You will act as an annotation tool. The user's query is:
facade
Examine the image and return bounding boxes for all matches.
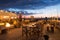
[0,10,17,20]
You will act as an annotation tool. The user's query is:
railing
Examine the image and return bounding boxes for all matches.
[22,24,43,40]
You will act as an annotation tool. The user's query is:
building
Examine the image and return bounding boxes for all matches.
[0,10,17,20]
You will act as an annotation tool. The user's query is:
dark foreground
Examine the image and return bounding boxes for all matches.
[0,25,60,40]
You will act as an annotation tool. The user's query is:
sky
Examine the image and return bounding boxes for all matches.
[0,0,60,17]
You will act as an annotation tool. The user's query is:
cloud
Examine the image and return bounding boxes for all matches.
[0,0,60,17]
[0,0,60,9]
[30,4,60,17]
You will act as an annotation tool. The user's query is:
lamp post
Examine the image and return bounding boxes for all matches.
[18,13,22,27]
[57,9,58,21]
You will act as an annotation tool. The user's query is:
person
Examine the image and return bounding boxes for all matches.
[47,26,49,32]
[1,29,7,34]
[43,34,49,40]
[14,25,17,28]
[51,25,54,33]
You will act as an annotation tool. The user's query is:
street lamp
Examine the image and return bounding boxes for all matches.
[18,13,22,27]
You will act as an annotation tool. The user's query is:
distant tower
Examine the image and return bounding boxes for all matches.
[45,17,48,22]
[30,16,34,22]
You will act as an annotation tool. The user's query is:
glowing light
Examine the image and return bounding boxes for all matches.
[0,10,4,12]
[15,17,17,19]
[5,23,10,27]
[3,16,9,19]
[11,17,17,19]
[3,16,9,18]
[0,23,5,25]
[11,17,14,19]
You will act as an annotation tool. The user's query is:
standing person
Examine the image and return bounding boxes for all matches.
[51,25,54,33]
[47,26,49,32]
[43,34,49,40]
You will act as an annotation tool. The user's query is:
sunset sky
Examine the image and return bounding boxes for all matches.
[0,0,60,17]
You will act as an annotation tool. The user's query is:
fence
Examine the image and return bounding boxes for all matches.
[22,24,43,40]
